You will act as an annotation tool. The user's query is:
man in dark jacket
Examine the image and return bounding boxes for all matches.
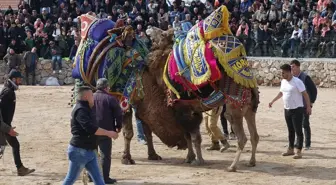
[0,70,35,176]
[3,48,21,73]
[290,60,317,150]
[23,47,39,85]
[93,78,122,184]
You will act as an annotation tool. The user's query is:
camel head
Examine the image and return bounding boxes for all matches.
[145,27,175,89]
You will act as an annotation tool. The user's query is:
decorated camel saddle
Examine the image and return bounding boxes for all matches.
[164,5,257,108]
[71,14,149,111]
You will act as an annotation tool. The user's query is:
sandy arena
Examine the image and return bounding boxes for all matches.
[0,86,336,185]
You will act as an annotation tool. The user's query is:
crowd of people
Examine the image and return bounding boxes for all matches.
[1,0,336,65]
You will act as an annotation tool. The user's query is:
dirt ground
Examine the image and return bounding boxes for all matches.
[0,86,336,185]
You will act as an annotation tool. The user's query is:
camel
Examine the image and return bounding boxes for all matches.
[120,26,260,172]
[71,6,260,173]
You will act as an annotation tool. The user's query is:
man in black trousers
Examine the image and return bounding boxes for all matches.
[269,64,312,159]
[93,78,123,184]
[0,70,35,176]
[290,60,317,150]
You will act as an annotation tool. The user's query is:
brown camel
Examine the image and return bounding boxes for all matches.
[121,27,260,172]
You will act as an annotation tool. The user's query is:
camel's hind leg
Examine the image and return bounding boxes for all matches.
[142,123,162,160]
[245,107,259,167]
[225,104,248,172]
[121,110,135,165]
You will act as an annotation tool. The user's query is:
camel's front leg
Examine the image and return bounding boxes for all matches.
[245,107,259,167]
[184,132,196,163]
[142,123,162,160]
[225,105,247,172]
[190,128,205,165]
[121,110,135,165]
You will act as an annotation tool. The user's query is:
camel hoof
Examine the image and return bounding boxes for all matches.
[220,144,230,153]
[185,155,196,163]
[191,159,205,166]
[227,166,237,172]
[247,161,256,167]
[121,158,136,165]
[148,153,162,160]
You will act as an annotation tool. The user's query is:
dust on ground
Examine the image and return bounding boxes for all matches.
[0,86,336,185]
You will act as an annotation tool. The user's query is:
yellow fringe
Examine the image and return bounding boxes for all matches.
[204,5,232,41]
[163,53,181,99]
[211,43,257,88]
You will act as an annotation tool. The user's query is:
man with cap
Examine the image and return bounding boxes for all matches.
[0,70,35,176]
[93,78,123,184]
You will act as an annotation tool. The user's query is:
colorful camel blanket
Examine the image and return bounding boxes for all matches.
[164,5,257,100]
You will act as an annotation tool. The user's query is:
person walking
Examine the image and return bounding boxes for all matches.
[0,70,35,176]
[204,106,230,152]
[23,47,39,85]
[93,78,123,184]
[290,60,317,150]
[269,64,312,159]
[62,86,119,185]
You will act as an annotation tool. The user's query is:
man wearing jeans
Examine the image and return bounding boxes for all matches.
[269,64,311,159]
[290,60,317,150]
[46,41,62,74]
[133,108,147,145]
[62,86,118,185]
[93,78,123,184]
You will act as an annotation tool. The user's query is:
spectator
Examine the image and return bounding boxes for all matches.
[24,31,35,51]
[3,48,21,73]
[52,23,62,41]
[289,24,302,57]
[81,0,92,14]
[97,9,108,19]
[45,41,62,74]
[69,40,79,61]
[23,47,38,85]
[5,6,14,15]
[8,39,22,54]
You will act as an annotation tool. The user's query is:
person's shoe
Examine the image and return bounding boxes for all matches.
[304,146,310,150]
[219,140,230,152]
[53,70,56,74]
[206,141,220,151]
[17,166,35,176]
[105,178,117,184]
[282,148,295,156]
[293,149,302,159]
[138,139,147,145]
[59,70,62,73]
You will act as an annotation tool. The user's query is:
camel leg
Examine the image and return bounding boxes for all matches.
[190,128,205,165]
[184,132,196,163]
[245,107,259,167]
[142,123,162,160]
[121,110,135,165]
[226,105,247,172]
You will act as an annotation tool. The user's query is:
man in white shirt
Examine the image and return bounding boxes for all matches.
[269,64,311,159]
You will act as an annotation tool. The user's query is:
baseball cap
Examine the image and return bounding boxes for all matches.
[8,70,23,79]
